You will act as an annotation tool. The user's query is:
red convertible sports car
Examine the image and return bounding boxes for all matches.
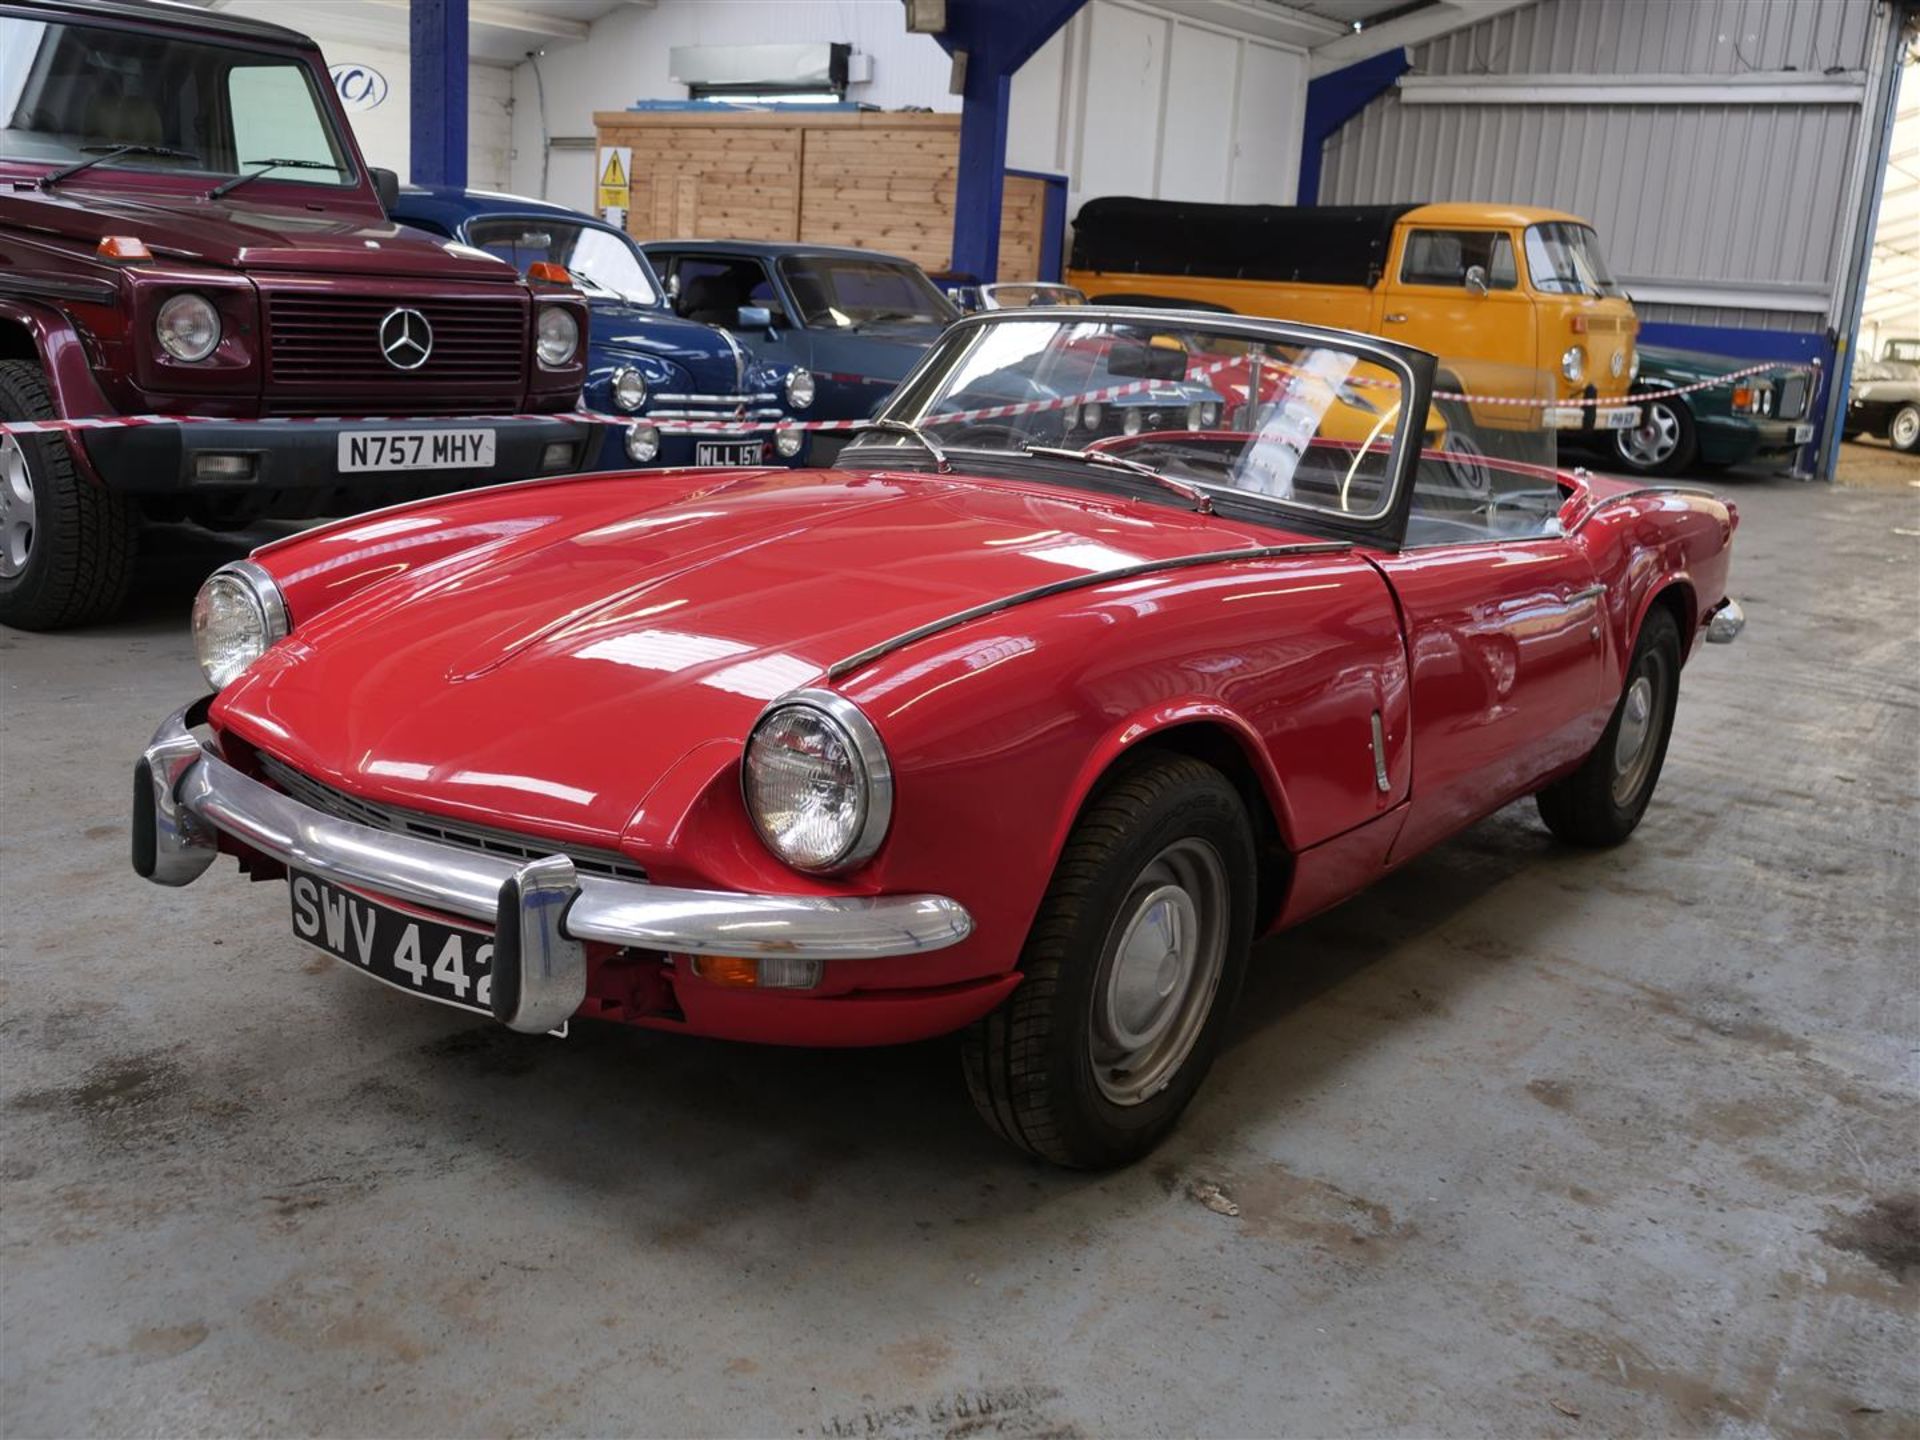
[134,309,1744,1168]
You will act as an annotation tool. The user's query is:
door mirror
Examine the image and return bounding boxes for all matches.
[1464,265,1490,298]
[738,304,775,331]
[370,166,400,214]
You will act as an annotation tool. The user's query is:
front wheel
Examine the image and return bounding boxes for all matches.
[0,360,136,630]
[1890,404,1920,454]
[1536,606,1682,847]
[1612,396,1698,476]
[961,753,1256,1168]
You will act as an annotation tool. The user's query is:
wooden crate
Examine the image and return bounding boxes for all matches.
[595,109,1048,280]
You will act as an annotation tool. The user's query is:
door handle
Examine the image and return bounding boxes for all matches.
[1383,313,1409,324]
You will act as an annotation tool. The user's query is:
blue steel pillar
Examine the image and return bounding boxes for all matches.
[938,1,1084,283]
[1297,48,1409,204]
[410,0,469,188]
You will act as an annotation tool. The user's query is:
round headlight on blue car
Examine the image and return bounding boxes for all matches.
[625,423,661,464]
[743,690,892,874]
[191,560,289,690]
[612,367,649,412]
[784,367,816,411]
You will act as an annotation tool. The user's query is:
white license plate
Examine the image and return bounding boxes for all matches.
[1591,405,1641,431]
[1792,423,1814,444]
[696,440,766,466]
[338,429,496,473]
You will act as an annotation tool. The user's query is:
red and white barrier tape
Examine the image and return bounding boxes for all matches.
[0,357,1819,437]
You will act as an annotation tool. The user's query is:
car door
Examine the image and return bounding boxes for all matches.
[1382,227,1539,411]
[1371,463,1614,862]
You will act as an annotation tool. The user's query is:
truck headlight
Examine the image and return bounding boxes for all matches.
[612,366,648,412]
[784,367,816,410]
[536,306,580,368]
[157,294,221,363]
[743,690,892,873]
[1561,345,1587,383]
[1629,349,1640,382]
[191,560,289,690]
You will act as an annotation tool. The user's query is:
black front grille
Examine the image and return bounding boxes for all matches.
[256,753,644,883]
[262,290,528,415]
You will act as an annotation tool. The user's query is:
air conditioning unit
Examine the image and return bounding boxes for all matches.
[669,43,852,95]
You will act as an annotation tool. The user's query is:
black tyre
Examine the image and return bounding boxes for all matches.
[0,360,135,630]
[1536,605,1682,847]
[1890,404,1920,454]
[962,753,1257,1169]
[1612,395,1698,476]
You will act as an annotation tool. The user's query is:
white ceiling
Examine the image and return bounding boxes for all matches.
[197,0,653,66]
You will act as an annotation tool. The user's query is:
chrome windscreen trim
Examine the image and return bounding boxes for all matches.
[826,542,1353,682]
[133,705,973,962]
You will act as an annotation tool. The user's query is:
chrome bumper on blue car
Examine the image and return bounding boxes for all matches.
[132,702,974,1034]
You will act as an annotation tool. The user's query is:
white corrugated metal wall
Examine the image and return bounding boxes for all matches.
[1318,0,1885,336]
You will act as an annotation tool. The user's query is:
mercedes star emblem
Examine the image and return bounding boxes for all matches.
[379,307,433,371]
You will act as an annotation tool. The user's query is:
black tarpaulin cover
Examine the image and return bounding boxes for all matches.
[1070,197,1419,288]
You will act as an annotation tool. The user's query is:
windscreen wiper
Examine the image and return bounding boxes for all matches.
[39,143,200,189]
[852,418,950,473]
[209,158,337,200]
[1022,444,1214,515]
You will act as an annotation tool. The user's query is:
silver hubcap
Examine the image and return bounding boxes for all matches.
[1894,408,1919,447]
[1611,672,1659,805]
[1620,402,1679,468]
[0,433,35,579]
[1089,837,1229,1107]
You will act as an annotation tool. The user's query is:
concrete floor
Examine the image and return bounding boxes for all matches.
[3,461,1916,1438]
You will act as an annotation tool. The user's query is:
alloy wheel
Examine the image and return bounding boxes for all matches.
[1893,407,1920,450]
[1619,401,1680,469]
[0,433,36,580]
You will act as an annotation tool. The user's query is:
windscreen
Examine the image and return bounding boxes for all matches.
[0,17,352,187]
[1524,223,1623,297]
[779,256,959,329]
[467,218,659,305]
[857,314,1418,523]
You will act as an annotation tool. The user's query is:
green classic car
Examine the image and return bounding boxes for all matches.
[1608,345,1817,476]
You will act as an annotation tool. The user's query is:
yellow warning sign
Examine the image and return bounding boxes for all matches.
[597,147,631,213]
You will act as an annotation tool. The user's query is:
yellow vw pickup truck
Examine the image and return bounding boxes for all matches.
[1067,199,1641,439]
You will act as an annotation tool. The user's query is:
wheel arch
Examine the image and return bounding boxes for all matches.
[1051,708,1297,933]
[1635,576,1697,666]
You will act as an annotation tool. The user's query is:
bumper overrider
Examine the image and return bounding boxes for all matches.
[132,701,974,1035]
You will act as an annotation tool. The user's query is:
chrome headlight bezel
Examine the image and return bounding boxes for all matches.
[535,305,580,368]
[191,559,289,690]
[157,292,221,363]
[611,366,649,412]
[784,366,816,411]
[742,688,893,874]
[1561,344,1587,383]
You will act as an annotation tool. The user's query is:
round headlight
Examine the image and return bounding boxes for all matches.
[1629,349,1641,382]
[1081,402,1105,431]
[612,366,648,412]
[536,305,580,367]
[743,691,892,873]
[625,422,661,464]
[784,366,816,411]
[191,561,288,690]
[157,293,221,363]
[1200,401,1221,428]
[1561,344,1587,383]
[1123,407,1145,436]
[775,426,804,459]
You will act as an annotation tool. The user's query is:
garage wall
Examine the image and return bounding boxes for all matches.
[216,2,513,190]
[1009,0,1309,214]
[1316,0,1885,336]
[508,1,958,210]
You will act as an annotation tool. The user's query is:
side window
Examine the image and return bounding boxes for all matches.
[1400,230,1517,291]
[226,64,342,178]
[671,258,783,327]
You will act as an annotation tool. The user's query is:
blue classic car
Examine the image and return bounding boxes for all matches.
[640,240,960,440]
[391,189,815,469]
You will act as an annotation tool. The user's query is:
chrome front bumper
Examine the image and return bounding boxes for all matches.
[132,703,974,1034]
[1704,597,1746,644]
